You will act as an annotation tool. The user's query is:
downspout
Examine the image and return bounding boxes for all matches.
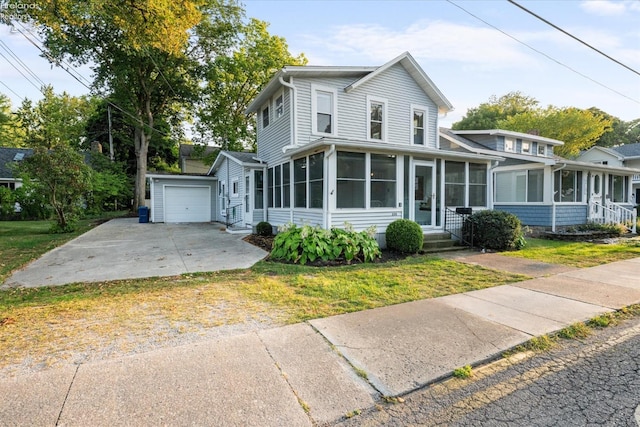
[550,163,567,232]
[279,75,298,153]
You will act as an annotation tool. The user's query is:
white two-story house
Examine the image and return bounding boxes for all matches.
[232,52,501,241]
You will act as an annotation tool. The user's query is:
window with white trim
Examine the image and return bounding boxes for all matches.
[521,141,530,154]
[232,178,239,197]
[254,170,263,209]
[367,96,387,141]
[312,85,336,135]
[412,108,426,145]
[538,144,546,156]
[495,169,544,203]
[554,170,583,202]
[262,105,269,128]
[504,138,514,152]
[274,92,284,119]
[293,153,324,208]
[337,151,397,209]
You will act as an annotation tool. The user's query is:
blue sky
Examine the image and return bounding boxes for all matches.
[1,0,639,128]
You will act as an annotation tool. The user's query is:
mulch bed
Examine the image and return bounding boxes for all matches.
[243,234,412,266]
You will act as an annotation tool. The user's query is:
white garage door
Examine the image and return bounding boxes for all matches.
[164,186,211,223]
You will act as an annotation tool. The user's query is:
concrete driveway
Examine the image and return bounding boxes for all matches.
[3,218,268,288]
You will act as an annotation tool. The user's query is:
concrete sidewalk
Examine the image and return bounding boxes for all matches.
[1,255,640,426]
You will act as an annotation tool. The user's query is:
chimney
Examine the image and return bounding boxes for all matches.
[527,129,540,136]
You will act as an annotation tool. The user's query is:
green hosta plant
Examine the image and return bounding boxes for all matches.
[270,222,381,265]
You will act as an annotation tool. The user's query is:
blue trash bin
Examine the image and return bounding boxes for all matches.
[138,206,149,223]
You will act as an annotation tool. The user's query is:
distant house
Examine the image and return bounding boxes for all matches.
[0,147,33,190]
[178,144,219,174]
[577,143,640,203]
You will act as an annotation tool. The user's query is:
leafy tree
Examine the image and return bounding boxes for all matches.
[590,108,640,147]
[0,93,25,148]
[86,152,132,214]
[195,18,307,151]
[498,107,613,158]
[18,145,92,232]
[452,91,539,130]
[13,0,244,210]
[14,86,97,149]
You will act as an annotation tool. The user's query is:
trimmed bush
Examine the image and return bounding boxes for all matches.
[385,219,423,254]
[256,221,273,236]
[465,210,525,251]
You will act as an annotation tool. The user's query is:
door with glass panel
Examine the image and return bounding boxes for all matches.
[589,172,604,220]
[412,162,435,227]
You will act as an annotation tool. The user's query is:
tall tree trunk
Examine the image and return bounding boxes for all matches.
[133,95,154,211]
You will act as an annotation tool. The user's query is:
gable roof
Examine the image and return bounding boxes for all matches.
[611,142,640,159]
[179,144,219,159]
[208,150,264,175]
[246,52,453,114]
[0,147,33,179]
[344,52,453,114]
[578,145,624,161]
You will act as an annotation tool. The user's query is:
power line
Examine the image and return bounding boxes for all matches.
[0,40,47,87]
[0,80,24,102]
[0,49,44,94]
[445,0,640,105]
[507,0,640,77]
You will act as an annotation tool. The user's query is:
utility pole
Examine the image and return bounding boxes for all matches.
[108,104,114,162]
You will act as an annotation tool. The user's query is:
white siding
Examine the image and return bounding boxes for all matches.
[330,209,403,232]
[150,177,216,223]
[577,149,624,167]
[292,210,324,227]
[267,209,291,228]
[257,89,292,166]
[215,157,246,224]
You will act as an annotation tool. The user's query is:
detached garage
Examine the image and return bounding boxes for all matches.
[147,174,217,223]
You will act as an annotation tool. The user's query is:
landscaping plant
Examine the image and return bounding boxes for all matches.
[385,219,423,254]
[256,221,273,237]
[270,222,381,265]
[464,210,525,251]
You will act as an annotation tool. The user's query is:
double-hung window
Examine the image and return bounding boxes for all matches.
[274,92,284,119]
[412,108,426,145]
[367,96,387,141]
[254,170,264,209]
[262,105,269,128]
[312,85,336,135]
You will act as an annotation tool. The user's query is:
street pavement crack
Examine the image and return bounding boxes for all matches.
[55,363,80,426]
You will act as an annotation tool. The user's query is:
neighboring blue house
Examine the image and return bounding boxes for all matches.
[0,147,33,190]
[442,129,638,232]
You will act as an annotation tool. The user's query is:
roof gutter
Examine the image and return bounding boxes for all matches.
[279,74,298,154]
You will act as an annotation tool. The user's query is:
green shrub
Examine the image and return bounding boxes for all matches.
[0,186,16,220]
[464,210,525,251]
[270,222,381,265]
[575,222,626,236]
[256,221,273,236]
[385,219,423,253]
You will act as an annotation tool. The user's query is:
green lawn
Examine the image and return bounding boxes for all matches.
[503,237,640,268]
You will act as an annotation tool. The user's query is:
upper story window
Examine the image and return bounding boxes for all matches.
[521,141,530,154]
[538,144,546,156]
[367,96,387,141]
[504,138,514,152]
[312,85,336,136]
[412,105,427,145]
[262,105,270,128]
[274,92,284,119]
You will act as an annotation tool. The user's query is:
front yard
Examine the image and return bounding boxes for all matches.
[1,218,639,376]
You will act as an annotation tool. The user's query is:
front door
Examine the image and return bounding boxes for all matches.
[589,172,604,220]
[412,161,436,227]
[244,173,252,226]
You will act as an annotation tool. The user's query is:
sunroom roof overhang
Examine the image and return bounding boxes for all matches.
[284,137,505,163]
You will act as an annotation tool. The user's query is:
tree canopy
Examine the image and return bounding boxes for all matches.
[452,92,621,158]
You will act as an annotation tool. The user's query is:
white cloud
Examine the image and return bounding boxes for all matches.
[303,20,539,69]
[580,0,627,16]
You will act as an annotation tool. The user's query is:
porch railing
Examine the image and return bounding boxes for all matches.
[444,207,474,247]
[589,200,637,234]
[225,203,244,228]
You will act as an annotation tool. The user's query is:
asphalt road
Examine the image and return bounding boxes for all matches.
[331,315,640,427]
